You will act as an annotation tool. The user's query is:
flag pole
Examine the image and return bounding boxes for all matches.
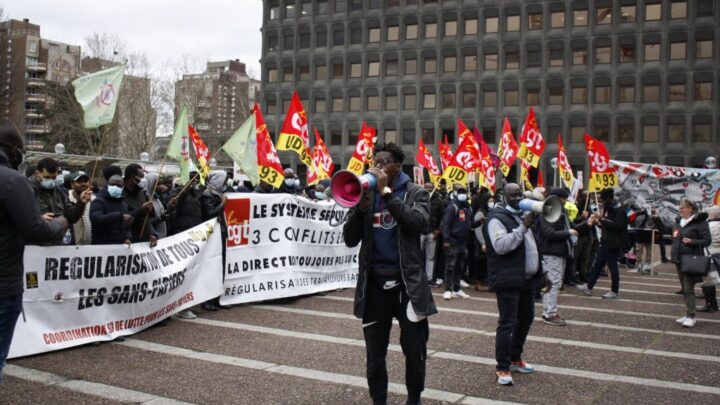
[169,146,225,207]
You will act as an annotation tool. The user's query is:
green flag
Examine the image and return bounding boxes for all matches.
[222,114,259,185]
[166,107,190,184]
[72,63,125,129]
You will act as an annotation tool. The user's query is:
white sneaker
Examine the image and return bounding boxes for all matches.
[682,317,697,328]
[453,290,470,298]
[602,291,619,300]
[176,309,196,319]
[443,291,452,300]
[434,278,444,287]
[459,280,470,288]
[576,284,592,296]
[676,316,688,324]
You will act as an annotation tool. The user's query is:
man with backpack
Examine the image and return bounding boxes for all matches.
[441,186,473,300]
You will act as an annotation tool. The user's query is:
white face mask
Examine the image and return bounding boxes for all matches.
[285,178,296,187]
[137,178,147,190]
[457,193,468,202]
[488,202,495,209]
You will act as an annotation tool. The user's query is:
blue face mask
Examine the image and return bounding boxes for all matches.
[40,178,56,189]
[108,185,124,198]
[315,191,327,200]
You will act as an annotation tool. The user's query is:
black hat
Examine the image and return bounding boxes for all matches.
[549,187,569,198]
[71,171,89,181]
[600,188,614,200]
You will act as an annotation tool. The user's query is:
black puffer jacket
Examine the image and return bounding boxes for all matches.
[598,201,628,250]
[671,212,711,261]
[0,155,65,298]
[424,190,443,234]
[344,179,436,318]
[90,187,132,245]
[168,187,204,234]
[540,210,588,257]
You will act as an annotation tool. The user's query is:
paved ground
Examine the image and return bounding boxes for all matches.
[3,261,720,405]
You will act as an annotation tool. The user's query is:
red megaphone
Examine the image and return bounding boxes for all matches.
[330,170,377,208]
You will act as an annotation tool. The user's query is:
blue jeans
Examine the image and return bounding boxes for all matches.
[587,247,621,293]
[0,294,22,384]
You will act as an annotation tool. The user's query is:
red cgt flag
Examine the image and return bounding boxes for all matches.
[312,128,334,180]
[584,133,618,192]
[188,124,211,179]
[416,139,441,186]
[277,91,318,185]
[497,117,519,177]
[254,103,285,188]
[438,134,453,171]
[477,136,497,194]
[518,107,545,168]
[457,119,481,171]
[346,122,377,176]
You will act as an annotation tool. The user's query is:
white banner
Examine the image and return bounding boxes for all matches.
[222,194,359,305]
[9,220,223,358]
[612,160,720,226]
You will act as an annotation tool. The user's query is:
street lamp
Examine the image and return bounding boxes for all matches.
[550,157,558,187]
[140,152,150,162]
[54,143,65,154]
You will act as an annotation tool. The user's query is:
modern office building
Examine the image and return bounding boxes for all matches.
[260,0,719,180]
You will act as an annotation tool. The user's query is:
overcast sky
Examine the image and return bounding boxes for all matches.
[3,0,263,76]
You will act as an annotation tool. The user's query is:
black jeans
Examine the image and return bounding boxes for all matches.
[362,281,429,404]
[0,293,22,383]
[495,283,535,371]
[587,247,621,293]
[573,236,594,282]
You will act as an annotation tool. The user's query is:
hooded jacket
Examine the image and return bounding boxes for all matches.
[597,200,628,250]
[0,153,65,297]
[30,176,85,227]
[90,186,133,245]
[343,172,436,319]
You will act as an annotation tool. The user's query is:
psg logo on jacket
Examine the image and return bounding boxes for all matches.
[373,209,397,229]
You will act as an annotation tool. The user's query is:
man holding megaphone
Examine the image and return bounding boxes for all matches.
[341,142,435,405]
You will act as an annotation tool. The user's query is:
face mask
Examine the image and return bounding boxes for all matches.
[226,179,234,188]
[108,185,124,198]
[54,178,64,187]
[315,191,327,200]
[137,178,147,190]
[294,178,301,188]
[285,178,295,187]
[457,193,468,202]
[488,202,496,209]
[41,178,56,189]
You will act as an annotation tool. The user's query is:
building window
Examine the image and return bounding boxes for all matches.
[528,13,542,30]
[369,0,381,9]
[424,57,437,73]
[284,33,295,50]
[671,1,687,19]
[463,90,476,108]
[668,84,686,101]
[385,60,398,76]
[644,43,660,61]
[333,29,344,46]
[404,94,416,110]
[670,42,686,60]
[285,3,296,18]
[299,33,310,49]
[597,7,612,24]
[483,90,497,107]
[330,130,342,146]
[644,85,660,101]
[620,5,636,22]
[425,22,438,38]
[316,64,327,79]
[550,49,564,66]
[283,67,293,81]
[270,5,280,19]
[386,94,398,109]
[369,27,381,42]
[527,48,542,67]
[505,89,519,106]
[618,124,634,142]
[268,68,278,82]
[387,25,399,41]
[572,86,587,104]
[484,53,498,70]
[318,0,329,14]
[697,40,713,58]
[368,61,380,77]
[443,56,456,72]
[268,35,279,51]
[402,128,415,145]
[315,99,325,113]
[646,4,661,21]
[384,129,397,144]
[267,100,277,114]
[573,9,588,26]
[668,124,685,142]
[695,81,712,100]
[405,58,417,74]
[696,0,714,17]
[595,86,611,104]
[350,62,362,78]
[642,125,659,142]
[442,91,456,109]
[463,55,477,71]
[331,96,343,112]
[465,18,478,35]
[332,63,343,79]
[549,87,563,105]
[299,65,310,80]
[406,24,418,39]
[573,49,588,65]
[693,123,712,142]
[505,52,519,69]
[485,16,499,33]
[570,126,585,143]
[507,15,520,32]
[618,85,634,103]
[349,96,361,112]
[551,11,565,28]
[301,1,312,15]
[527,89,540,105]
[445,20,457,36]
[594,125,610,141]
[316,30,328,47]
[595,47,611,64]
[620,45,635,63]
[349,0,362,11]
[335,0,347,13]
[350,28,362,44]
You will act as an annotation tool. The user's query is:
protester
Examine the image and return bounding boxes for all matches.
[577,188,628,299]
[253,180,276,193]
[343,142,434,405]
[420,182,442,286]
[90,172,133,245]
[701,206,720,313]
[482,183,541,385]
[201,170,229,311]
[441,186,472,300]
[122,164,158,246]
[471,192,493,292]
[539,188,583,326]
[671,198,711,328]
[145,172,168,239]
[432,180,449,287]
[0,121,67,383]
[305,183,328,201]
[279,168,302,194]
[31,157,90,244]
[68,171,94,245]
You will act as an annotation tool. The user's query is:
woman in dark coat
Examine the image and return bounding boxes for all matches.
[671,198,711,328]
